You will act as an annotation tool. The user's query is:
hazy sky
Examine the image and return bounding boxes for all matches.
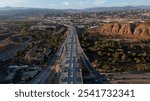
[0,0,150,9]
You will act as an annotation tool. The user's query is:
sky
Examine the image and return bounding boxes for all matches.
[0,0,150,9]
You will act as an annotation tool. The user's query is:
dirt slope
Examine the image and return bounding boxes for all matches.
[87,22,150,39]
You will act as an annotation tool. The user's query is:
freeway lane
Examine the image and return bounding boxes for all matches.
[29,25,104,84]
[58,26,83,84]
[29,26,83,84]
[29,38,66,84]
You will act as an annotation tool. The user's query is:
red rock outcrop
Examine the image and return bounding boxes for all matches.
[87,22,150,39]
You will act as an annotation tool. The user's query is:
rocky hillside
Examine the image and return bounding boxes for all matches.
[87,22,150,39]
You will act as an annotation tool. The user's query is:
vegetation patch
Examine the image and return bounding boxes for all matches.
[78,28,150,73]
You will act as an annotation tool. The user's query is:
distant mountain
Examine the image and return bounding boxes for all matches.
[0,8,62,19]
[0,6,149,19]
[0,6,27,11]
[83,6,150,12]
[0,6,149,12]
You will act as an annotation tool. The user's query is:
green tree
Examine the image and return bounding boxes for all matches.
[114,52,119,60]
[121,53,126,61]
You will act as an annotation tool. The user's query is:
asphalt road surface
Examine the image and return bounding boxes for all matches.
[29,25,105,84]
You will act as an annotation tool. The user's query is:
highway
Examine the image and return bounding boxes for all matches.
[29,25,104,84]
[59,26,83,84]
[28,40,65,84]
